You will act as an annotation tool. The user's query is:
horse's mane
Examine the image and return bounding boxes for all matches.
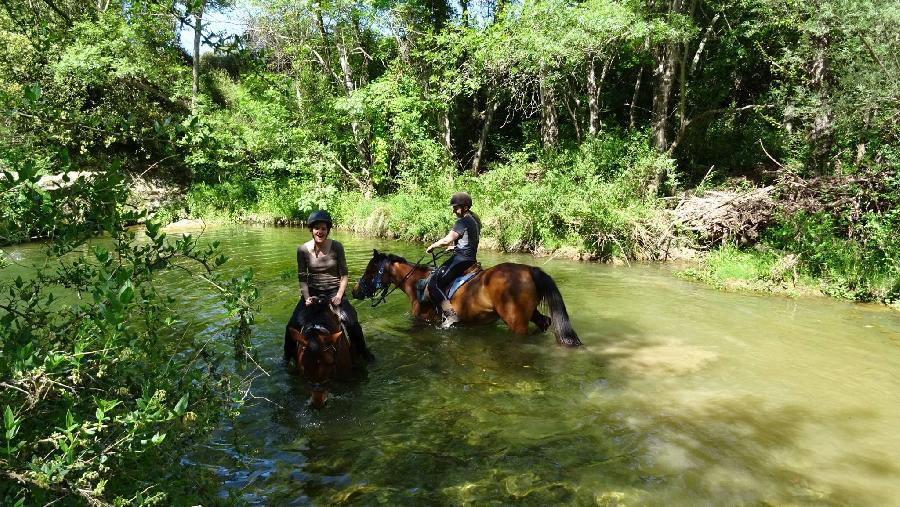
[382,253,432,271]
[302,301,339,331]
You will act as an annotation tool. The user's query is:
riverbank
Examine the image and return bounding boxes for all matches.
[151,176,898,309]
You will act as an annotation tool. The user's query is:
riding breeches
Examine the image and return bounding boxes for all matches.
[428,255,475,304]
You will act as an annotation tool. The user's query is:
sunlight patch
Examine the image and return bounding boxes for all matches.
[602,338,718,376]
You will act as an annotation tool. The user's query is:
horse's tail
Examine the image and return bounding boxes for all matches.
[531,267,582,347]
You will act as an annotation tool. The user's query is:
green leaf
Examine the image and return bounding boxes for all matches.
[24,84,41,103]
[146,221,161,239]
[151,432,166,445]
[94,248,110,264]
[119,285,134,305]
[4,406,13,430]
[173,394,189,416]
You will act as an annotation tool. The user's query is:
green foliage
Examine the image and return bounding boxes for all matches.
[679,244,783,288]
[341,73,451,192]
[184,179,256,220]
[472,136,669,258]
[333,133,672,260]
[0,161,258,504]
[765,210,900,302]
[184,176,345,223]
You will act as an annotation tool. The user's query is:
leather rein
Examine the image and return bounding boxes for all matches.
[361,251,447,307]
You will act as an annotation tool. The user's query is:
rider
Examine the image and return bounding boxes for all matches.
[425,192,481,328]
[292,210,374,363]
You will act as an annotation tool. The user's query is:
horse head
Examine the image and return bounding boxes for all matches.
[352,249,391,300]
[288,300,344,408]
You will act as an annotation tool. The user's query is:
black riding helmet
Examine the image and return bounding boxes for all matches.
[307,210,333,228]
[449,192,472,208]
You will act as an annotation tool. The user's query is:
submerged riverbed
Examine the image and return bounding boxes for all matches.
[20,224,896,505]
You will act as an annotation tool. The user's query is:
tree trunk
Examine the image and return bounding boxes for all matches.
[630,36,650,129]
[471,98,498,174]
[651,41,677,153]
[651,0,683,153]
[587,58,599,136]
[315,8,340,86]
[588,56,614,136]
[191,0,205,113]
[337,27,372,175]
[539,70,558,148]
[630,66,642,129]
[294,80,304,116]
[440,110,453,159]
[808,32,834,174]
[564,92,582,141]
[677,0,698,132]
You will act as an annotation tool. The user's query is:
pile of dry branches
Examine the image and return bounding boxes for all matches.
[671,186,776,247]
[777,169,898,237]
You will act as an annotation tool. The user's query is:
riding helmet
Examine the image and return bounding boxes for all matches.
[306,210,333,228]
[449,192,473,208]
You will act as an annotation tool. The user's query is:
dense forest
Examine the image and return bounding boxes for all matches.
[1,0,898,503]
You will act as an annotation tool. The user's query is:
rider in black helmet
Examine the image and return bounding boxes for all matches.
[425,192,481,328]
[286,210,374,363]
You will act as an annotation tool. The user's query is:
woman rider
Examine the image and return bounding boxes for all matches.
[425,192,481,328]
[286,210,374,363]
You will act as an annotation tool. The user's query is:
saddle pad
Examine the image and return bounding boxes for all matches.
[447,271,480,301]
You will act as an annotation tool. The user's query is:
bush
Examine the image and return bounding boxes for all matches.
[766,210,900,302]
[180,133,674,260]
[1,165,258,504]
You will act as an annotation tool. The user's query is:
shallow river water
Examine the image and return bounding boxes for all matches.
[28,224,900,505]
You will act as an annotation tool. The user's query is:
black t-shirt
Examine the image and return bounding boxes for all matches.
[451,213,480,261]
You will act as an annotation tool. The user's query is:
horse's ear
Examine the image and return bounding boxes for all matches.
[330,331,342,343]
[373,249,379,256]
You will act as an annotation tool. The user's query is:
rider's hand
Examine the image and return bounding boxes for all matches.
[330,295,342,306]
[305,296,317,306]
[425,244,434,253]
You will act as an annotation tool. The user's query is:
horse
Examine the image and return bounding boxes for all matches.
[283,298,354,408]
[351,249,582,346]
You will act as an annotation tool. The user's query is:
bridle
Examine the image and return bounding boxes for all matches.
[299,315,345,392]
[356,257,392,307]
[357,251,447,307]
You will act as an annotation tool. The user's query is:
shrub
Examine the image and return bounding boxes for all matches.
[1,163,258,504]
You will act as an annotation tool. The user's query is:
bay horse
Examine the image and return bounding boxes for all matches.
[351,249,582,346]
[283,298,354,408]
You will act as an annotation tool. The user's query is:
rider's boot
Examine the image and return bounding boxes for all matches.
[440,300,459,329]
[348,323,375,364]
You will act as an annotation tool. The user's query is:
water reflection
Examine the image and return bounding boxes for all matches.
[151,225,900,505]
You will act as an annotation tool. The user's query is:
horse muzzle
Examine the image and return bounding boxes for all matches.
[309,383,328,409]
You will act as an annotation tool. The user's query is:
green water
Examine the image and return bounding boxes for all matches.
[12,225,900,505]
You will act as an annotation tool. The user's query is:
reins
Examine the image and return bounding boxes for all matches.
[366,250,449,307]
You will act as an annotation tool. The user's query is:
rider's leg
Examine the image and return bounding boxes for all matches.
[431,257,474,328]
[338,298,374,362]
[285,298,307,361]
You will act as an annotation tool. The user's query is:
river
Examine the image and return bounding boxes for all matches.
[21,224,900,505]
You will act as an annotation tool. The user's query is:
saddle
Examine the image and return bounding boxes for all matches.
[415,262,482,306]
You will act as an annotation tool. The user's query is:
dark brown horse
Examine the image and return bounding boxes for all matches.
[352,250,581,346]
[284,298,354,408]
